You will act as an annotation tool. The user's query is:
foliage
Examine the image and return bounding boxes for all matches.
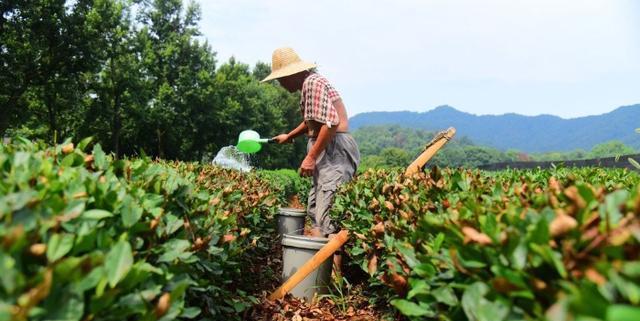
[531,141,637,162]
[0,0,304,169]
[354,125,510,168]
[630,128,640,170]
[258,169,311,206]
[0,138,288,320]
[332,166,640,320]
[353,125,638,169]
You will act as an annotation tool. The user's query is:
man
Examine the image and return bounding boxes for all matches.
[262,47,360,238]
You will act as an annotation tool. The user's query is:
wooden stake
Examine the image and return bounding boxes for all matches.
[268,230,349,301]
[404,127,456,176]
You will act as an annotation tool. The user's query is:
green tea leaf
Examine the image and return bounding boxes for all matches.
[93,144,107,170]
[606,305,640,321]
[391,299,431,316]
[59,153,73,167]
[121,196,143,227]
[511,239,528,270]
[531,244,567,278]
[77,137,93,151]
[529,216,550,244]
[432,233,445,253]
[407,279,430,299]
[610,272,640,304]
[158,239,192,263]
[397,243,419,268]
[604,190,628,227]
[75,267,105,292]
[82,209,112,220]
[105,239,133,288]
[0,253,18,293]
[433,286,458,306]
[413,263,436,278]
[47,233,75,262]
[181,307,201,318]
[462,282,488,320]
[44,290,84,321]
[462,282,508,321]
[622,261,640,278]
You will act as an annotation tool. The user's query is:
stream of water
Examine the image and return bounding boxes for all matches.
[211,145,252,172]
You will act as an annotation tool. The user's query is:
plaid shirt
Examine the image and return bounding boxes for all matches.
[300,73,341,127]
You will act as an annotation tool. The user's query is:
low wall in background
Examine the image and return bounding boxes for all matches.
[478,154,640,171]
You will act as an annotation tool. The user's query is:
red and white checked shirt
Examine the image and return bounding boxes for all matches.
[300,73,341,128]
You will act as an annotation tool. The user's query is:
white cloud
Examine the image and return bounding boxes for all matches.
[198,0,640,118]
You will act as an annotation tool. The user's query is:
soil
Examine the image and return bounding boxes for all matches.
[246,233,389,320]
[248,292,383,321]
[246,199,388,320]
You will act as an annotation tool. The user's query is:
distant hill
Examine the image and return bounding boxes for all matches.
[349,104,640,152]
[353,125,511,168]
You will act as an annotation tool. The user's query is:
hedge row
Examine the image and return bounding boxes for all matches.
[332,167,640,320]
[0,139,293,320]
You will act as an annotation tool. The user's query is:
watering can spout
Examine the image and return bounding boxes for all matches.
[236,130,274,153]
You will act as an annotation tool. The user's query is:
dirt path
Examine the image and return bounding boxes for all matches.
[248,290,383,320]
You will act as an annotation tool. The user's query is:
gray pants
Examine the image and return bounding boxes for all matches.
[307,133,360,236]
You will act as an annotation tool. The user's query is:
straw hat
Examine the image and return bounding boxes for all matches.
[261,47,316,82]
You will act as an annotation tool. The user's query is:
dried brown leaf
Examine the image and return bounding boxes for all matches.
[155,292,171,317]
[371,222,385,236]
[367,254,378,275]
[462,226,492,245]
[549,214,578,237]
[585,268,607,285]
[62,143,74,154]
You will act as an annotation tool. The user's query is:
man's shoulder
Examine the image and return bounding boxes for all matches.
[304,73,333,88]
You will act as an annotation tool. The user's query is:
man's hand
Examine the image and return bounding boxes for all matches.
[272,134,292,144]
[299,155,316,177]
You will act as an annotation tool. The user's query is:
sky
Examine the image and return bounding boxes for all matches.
[198,0,640,118]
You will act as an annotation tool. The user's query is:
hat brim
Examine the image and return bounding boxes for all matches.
[261,61,317,82]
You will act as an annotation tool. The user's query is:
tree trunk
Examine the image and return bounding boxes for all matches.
[46,88,58,144]
[112,93,121,158]
[108,51,122,159]
[156,128,164,159]
[0,106,9,135]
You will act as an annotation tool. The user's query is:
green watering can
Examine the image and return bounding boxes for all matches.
[236,130,275,153]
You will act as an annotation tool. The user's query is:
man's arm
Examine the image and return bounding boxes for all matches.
[273,121,307,144]
[288,121,308,139]
[299,121,337,177]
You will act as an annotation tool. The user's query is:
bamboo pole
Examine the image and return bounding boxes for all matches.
[268,230,349,301]
[404,127,456,176]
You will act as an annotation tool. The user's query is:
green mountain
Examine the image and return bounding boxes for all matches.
[353,125,638,169]
[353,125,512,168]
[349,104,640,152]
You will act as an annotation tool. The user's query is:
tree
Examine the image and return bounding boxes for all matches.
[630,128,640,169]
[210,59,303,168]
[134,0,205,159]
[0,0,304,168]
[252,61,272,81]
[379,147,411,167]
[1,0,98,142]
[589,140,635,158]
[74,0,145,158]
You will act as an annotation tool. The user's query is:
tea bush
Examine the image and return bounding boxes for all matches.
[257,169,311,206]
[0,139,284,320]
[333,167,640,320]
[4,137,639,321]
